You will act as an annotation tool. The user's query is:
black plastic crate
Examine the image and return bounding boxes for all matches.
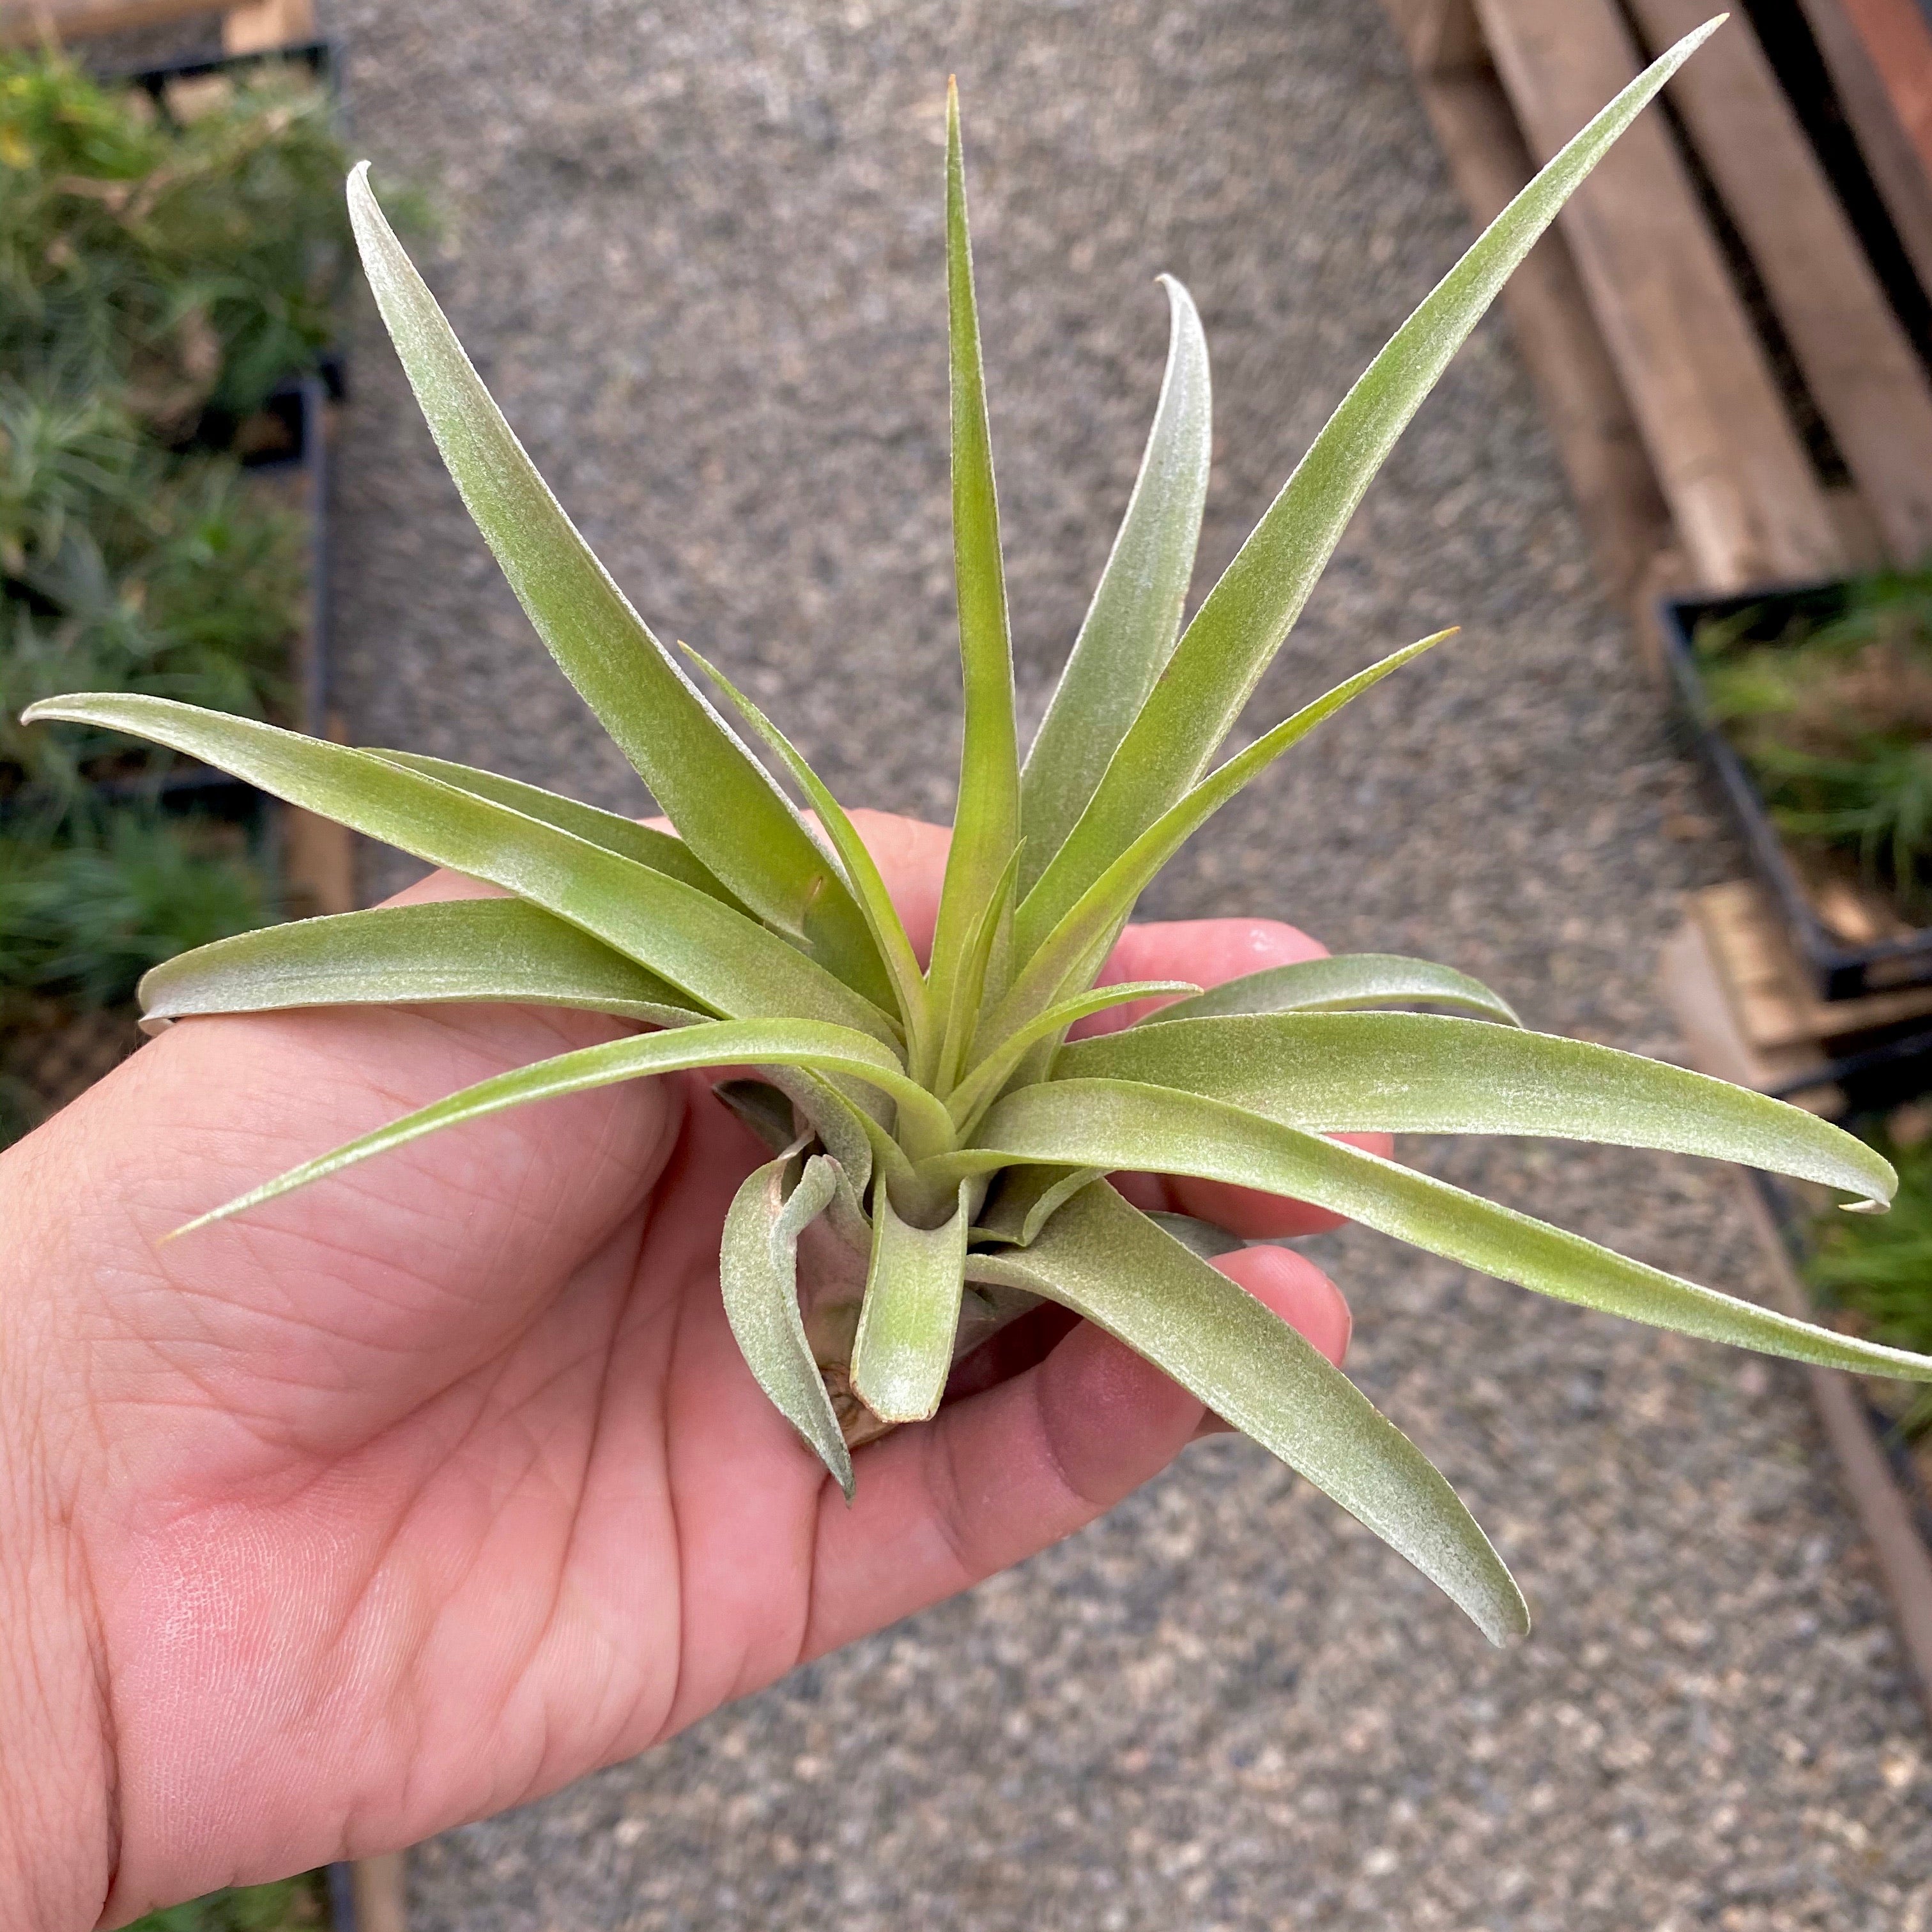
[1660,582,1932,1000]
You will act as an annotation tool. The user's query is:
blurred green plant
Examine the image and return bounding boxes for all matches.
[1695,565,1932,917]
[0,41,350,1067]
[1,45,352,426]
[1,811,269,1011]
[1808,1121,1932,1451]
[1,378,300,823]
[1809,1129,1932,1427]
[124,1870,327,1932]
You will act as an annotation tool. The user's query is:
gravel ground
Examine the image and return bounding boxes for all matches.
[301,1,1932,1924]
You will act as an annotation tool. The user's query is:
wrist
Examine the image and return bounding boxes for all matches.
[0,1144,118,1930]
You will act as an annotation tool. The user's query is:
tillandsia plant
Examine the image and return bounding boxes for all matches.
[25,24,1932,1646]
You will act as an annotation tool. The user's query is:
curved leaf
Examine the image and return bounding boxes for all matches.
[141,898,705,1031]
[928,82,1022,1023]
[1016,19,1724,943]
[946,978,1199,1127]
[722,1154,855,1497]
[973,1162,1109,1248]
[850,1181,972,1423]
[949,1079,1932,1382]
[23,694,899,1045]
[1142,1211,1246,1260]
[997,632,1451,1034]
[367,749,744,912]
[171,1018,956,1238]
[935,844,1021,1093]
[682,646,930,1046]
[753,1065,882,1204]
[1055,1013,1895,1202]
[1020,275,1212,889]
[968,1181,1529,1645]
[346,166,889,1004]
[1142,953,1521,1027]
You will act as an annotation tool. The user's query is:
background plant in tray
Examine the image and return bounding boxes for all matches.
[1,45,353,427]
[1810,1116,1932,1443]
[1694,565,1932,917]
[1,43,357,1139]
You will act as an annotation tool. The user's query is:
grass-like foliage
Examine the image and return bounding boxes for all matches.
[1,45,353,426]
[27,27,1932,1645]
[2,45,342,1036]
[1,381,301,823]
[1,811,268,1013]
[1809,1130,1932,1438]
[1695,564,1932,917]
[123,1870,325,1932]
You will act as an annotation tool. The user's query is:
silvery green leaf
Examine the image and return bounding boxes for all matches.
[752,1066,880,1203]
[368,749,744,912]
[1055,1013,1895,1200]
[1020,275,1211,889]
[1017,19,1725,944]
[1142,953,1521,1027]
[995,632,1452,1036]
[24,694,900,1046]
[968,1181,1529,1646]
[927,82,1022,1027]
[945,978,1199,1128]
[346,167,889,1004]
[935,845,1022,1092]
[722,1154,855,1497]
[850,1181,972,1424]
[140,899,704,1031]
[952,1080,1932,1382]
[683,645,930,1046]
[172,1017,954,1238]
[1142,1211,1245,1259]
[974,1162,1108,1247]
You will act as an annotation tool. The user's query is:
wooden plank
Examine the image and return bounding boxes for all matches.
[1476,0,1848,590]
[1659,917,1838,1101]
[1413,66,1674,604]
[0,0,220,42]
[349,1853,408,1932]
[1379,0,1488,74]
[221,0,309,52]
[1797,0,1932,302]
[1829,0,1932,183]
[1690,880,1932,1050]
[1629,0,1932,565]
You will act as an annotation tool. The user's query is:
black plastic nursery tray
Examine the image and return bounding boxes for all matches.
[115,36,337,105]
[1660,583,1932,1002]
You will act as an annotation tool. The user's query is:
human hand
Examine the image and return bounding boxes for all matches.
[0,809,1363,1928]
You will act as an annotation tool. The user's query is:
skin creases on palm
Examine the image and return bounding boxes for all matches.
[25,24,1932,1651]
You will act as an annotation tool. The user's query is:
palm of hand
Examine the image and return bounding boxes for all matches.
[13,815,1349,1919]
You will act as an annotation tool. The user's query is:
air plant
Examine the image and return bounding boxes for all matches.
[26,25,1932,1647]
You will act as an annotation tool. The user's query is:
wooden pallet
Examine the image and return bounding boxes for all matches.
[1382,0,1932,629]
[1692,878,1932,1055]
[1798,0,1932,299]
[0,0,310,50]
